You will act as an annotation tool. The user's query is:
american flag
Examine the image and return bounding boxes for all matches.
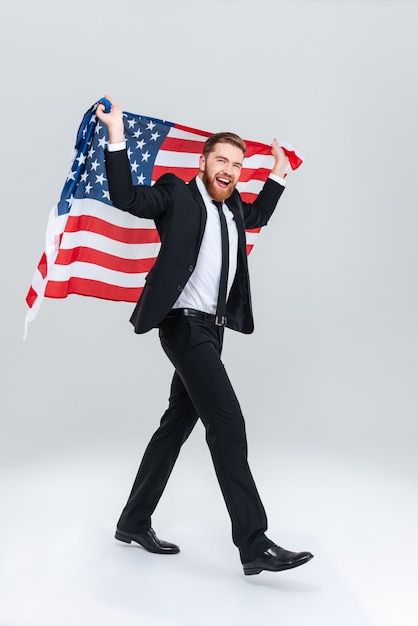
[25,100,303,335]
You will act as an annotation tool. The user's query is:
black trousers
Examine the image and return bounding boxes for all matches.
[117,313,273,563]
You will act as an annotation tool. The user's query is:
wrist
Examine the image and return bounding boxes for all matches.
[271,165,287,178]
[271,156,290,178]
[108,127,125,144]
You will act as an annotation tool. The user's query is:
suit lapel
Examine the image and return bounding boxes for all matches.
[187,177,207,246]
[226,194,247,259]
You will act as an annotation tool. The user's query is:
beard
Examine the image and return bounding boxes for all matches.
[202,170,237,202]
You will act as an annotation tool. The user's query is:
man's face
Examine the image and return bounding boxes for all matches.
[198,142,244,202]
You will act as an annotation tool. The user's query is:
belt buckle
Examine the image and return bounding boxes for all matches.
[215,315,227,326]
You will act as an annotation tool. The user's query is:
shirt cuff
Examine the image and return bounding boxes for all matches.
[269,173,286,187]
[107,141,127,152]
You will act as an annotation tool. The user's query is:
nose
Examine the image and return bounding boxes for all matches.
[223,162,234,176]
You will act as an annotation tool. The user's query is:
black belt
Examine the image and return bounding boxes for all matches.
[166,308,227,327]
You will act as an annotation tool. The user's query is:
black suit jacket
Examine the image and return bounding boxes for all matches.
[105,149,285,334]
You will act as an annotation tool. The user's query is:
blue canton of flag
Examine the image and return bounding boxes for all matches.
[57,106,173,215]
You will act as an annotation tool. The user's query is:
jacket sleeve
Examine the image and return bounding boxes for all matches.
[240,177,285,230]
[104,149,176,220]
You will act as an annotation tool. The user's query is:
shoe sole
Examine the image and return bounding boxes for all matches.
[243,554,314,576]
[114,530,180,554]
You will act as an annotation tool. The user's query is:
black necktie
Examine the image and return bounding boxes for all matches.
[213,200,229,326]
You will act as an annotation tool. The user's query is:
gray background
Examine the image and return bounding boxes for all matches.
[1,1,417,625]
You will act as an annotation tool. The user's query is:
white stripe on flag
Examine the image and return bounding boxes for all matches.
[167,127,209,141]
[48,262,147,288]
[60,231,161,260]
[155,148,274,171]
[243,154,275,168]
[237,179,265,194]
[154,150,200,168]
[245,231,260,246]
[69,198,156,230]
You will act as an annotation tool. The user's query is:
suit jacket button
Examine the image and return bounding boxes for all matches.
[177,285,183,291]
[188,265,194,272]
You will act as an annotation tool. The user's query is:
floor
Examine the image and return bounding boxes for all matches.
[1,437,417,626]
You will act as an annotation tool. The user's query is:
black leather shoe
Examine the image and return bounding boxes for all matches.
[115,527,180,554]
[243,544,313,575]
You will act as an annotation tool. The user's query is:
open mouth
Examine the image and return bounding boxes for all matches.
[216,176,231,189]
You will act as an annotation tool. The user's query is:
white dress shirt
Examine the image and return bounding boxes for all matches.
[173,176,239,314]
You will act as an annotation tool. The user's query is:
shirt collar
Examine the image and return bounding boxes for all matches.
[195,175,222,207]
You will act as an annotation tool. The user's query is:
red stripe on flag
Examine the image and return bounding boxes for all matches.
[38,253,48,279]
[282,147,303,170]
[65,215,161,244]
[54,247,156,274]
[161,137,205,153]
[152,165,198,182]
[45,277,142,302]
[235,168,270,183]
[245,143,272,157]
[173,123,210,138]
[26,286,38,308]
[240,192,258,203]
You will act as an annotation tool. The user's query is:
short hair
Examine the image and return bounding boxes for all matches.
[202,132,246,158]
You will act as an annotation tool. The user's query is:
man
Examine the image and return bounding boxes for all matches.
[96,96,313,576]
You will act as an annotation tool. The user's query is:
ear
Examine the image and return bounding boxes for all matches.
[199,154,206,173]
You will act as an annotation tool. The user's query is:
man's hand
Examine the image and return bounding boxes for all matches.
[271,138,289,178]
[96,94,125,144]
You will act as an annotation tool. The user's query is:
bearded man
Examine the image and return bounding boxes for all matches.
[96,96,313,576]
